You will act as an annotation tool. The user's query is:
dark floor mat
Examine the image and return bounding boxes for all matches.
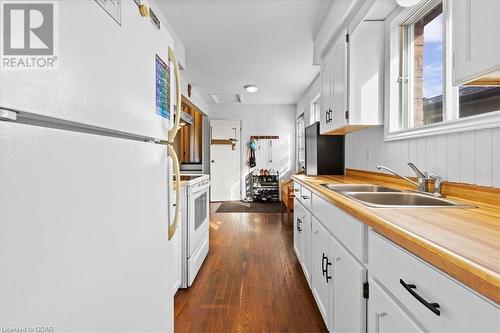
[216,201,282,213]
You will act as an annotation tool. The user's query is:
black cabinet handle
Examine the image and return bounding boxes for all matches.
[326,109,331,123]
[301,195,309,200]
[322,253,332,282]
[322,253,327,276]
[297,218,302,233]
[325,260,332,283]
[400,279,440,316]
[328,109,333,123]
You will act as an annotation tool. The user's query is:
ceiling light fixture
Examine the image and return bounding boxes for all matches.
[244,85,258,93]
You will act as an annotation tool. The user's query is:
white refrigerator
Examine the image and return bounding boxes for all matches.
[0,2,181,332]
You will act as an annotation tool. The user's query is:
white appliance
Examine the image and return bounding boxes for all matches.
[0,2,182,332]
[178,174,211,288]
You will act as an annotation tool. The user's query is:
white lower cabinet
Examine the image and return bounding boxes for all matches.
[294,200,312,286]
[332,237,367,333]
[311,217,334,330]
[301,202,312,286]
[293,184,499,333]
[369,230,500,333]
[293,198,304,262]
[368,278,423,333]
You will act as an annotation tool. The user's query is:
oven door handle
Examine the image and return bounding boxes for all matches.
[167,144,181,240]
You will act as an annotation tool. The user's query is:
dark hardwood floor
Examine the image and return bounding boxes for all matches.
[174,203,327,333]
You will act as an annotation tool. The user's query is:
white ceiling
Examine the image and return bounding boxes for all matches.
[158,0,333,105]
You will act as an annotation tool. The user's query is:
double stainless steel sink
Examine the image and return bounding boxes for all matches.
[321,184,475,208]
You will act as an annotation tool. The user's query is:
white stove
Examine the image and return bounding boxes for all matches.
[177,174,210,186]
[176,174,210,288]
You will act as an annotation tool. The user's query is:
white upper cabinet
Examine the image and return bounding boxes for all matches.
[320,55,334,134]
[332,41,348,131]
[452,0,500,85]
[348,21,385,129]
[319,20,384,135]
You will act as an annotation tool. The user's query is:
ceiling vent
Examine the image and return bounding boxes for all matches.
[209,94,242,104]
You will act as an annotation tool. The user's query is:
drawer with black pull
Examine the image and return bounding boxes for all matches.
[299,186,312,210]
[368,229,499,332]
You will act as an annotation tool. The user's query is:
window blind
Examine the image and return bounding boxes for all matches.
[296,115,305,172]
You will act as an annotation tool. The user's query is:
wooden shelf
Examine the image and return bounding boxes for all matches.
[250,135,279,140]
[211,139,233,145]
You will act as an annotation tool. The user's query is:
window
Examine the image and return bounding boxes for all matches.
[387,0,500,139]
[296,115,305,172]
[400,3,444,128]
[310,94,321,124]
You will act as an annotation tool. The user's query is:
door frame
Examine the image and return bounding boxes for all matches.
[209,118,243,201]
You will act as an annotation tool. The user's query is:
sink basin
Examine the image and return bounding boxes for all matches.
[322,184,400,193]
[345,192,475,208]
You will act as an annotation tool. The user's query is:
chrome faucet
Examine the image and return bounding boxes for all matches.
[428,174,444,197]
[376,163,428,192]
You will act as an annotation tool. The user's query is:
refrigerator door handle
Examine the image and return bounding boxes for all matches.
[168,46,181,143]
[167,143,181,240]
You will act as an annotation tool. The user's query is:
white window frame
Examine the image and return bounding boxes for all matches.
[310,93,321,124]
[296,114,305,172]
[384,0,500,141]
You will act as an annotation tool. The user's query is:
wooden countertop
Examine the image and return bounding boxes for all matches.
[292,171,500,304]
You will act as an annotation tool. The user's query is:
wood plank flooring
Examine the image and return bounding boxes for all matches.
[174,203,327,333]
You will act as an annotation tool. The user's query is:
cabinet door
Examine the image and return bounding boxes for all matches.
[301,210,312,286]
[293,199,303,261]
[332,40,348,129]
[368,278,424,333]
[349,22,384,126]
[332,237,367,333]
[311,217,333,329]
[320,59,332,134]
[328,54,336,133]
[452,0,500,84]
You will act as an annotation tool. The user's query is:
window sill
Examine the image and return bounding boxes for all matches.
[384,110,500,141]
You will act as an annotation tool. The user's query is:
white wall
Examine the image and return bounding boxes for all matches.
[209,104,296,197]
[296,74,320,124]
[180,78,211,116]
[345,126,500,187]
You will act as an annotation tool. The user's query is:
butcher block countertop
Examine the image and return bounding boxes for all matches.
[292,170,500,304]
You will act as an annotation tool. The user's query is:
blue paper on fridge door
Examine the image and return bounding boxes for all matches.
[155,54,170,119]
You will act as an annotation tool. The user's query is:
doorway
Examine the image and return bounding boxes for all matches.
[209,119,241,201]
